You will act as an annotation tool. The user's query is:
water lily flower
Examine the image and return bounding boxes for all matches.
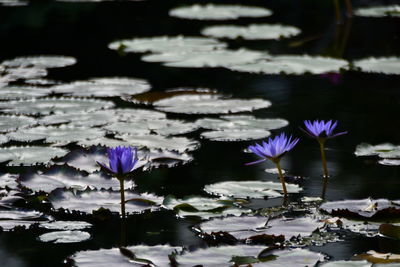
[302,120,347,140]
[246,133,299,196]
[98,146,138,178]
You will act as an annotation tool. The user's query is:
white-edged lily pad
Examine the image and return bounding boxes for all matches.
[0,86,51,100]
[353,57,400,75]
[38,230,90,243]
[72,245,183,267]
[201,129,271,141]
[176,246,324,267]
[197,215,324,240]
[169,4,272,20]
[197,116,288,131]
[355,143,400,166]
[354,5,400,18]
[7,125,105,144]
[109,36,226,53]
[163,195,250,219]
[142,49,268,68]
[201,24,301,40]
[154,94,271,114]
[0,209,48,231]
[229,55,349,75]
[0,97,114,115]
[0,115,37,133]
[0,146,68,166]
[38,110,117,127]
[2,55,76,68]
[204,180,302,199]
[50,190,163,214]
[39,221,92,230]
[51,77,151,97]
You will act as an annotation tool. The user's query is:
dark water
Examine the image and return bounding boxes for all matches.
[1,0,400,266]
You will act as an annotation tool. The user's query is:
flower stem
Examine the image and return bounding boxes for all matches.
[333,0,341,22]
[275,161,288,197]
[344,0,353,17]
[319,141,329,178]
[119,178,126,220]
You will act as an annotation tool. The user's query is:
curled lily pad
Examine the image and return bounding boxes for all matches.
[201,129,271,141]
[0,209,48,231]
[320,198,400,219]
[7,125,105,144]
[176,246,324,267]
[39,221,92,230]
[38,230,90,243]
[163,195,250,219]
[0,86,51,100]
[154,94,271,114]
[109,36,226,54]
[50,190,163,215]
[0,115,37,133]
[197,216,323,240]
[142,49,268,68]
[201,24,301,40]
[0,97,114,115]
[204,180,302,199]
[51,77,151,97]
[229,55,349,75]
[20,166,132,193]
[0,146,68,166]
[72,245,183,267]
[353,251,400,264]
[354,5,400,18]
[2,55,76,68]
[353,57,400,75]
[169,4,272,20]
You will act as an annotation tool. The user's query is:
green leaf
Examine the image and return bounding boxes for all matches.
[173,203,199,212]
[379,224,400,239]
[230,255,259,265]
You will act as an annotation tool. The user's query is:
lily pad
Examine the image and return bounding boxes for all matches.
[321,260,371,267]
[0,173,19,190]
[0,209,48,231]
[320,198,400,219]
[0,115,37,133]
[2,55,76,69]
[229,55,349,75]
[0,0,27,6]
[353,57,400,75]
[169,4,272,20]
[38,230,90,243]
[154,94,271,114]
[0,146,69,166]
[201,129,271,141]
[354,143,399,157]
[5,67,48,80]
[201,24,301,40]
[204,180,302,199]
[197,116,288,131]
[0,135,8,144]
[354,5,400,18]
[0,86,51,100]
[142,49,268,68]
[50,190,163,215]
[163,195,250,219]
[7,125,105,144]
[39,221,92,230]
[51,77,151,97]
[72,245,183,267]
[38,110,117,127]
[20,166,132,193]
[176,246,324,267]
[0,97,114,115]
[353,251,400,264]
[197,216,323,240]
[109,36,226,54]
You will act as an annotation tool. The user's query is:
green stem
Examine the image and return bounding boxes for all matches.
[319,141,329,178]
[333,0,342,22]
[344,0,353,17]
[119,178,126,219]
[275,161,288,197]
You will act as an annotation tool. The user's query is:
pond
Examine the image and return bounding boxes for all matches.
[0,0,400,266]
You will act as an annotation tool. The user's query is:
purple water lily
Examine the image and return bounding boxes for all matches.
[302,120,347,139]
[246,133,299,165]
[98,146,138,177]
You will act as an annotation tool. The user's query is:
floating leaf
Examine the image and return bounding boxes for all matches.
[0,86,51,100]
[378,159,400,166]
[353,251,400,264]
[38,230,90,243]
[229,55,349,75]
[154,94,271,114]
[320,260,371,267]
[5,67,48,80]
[0,115,37,133]
[201,129,271,141]
[0,209,48,231]
[109,36,226,53]
[354,143,399,157]
[353,57,400,75]
[142,49,268,68]
[204,180,302,199]
[0,98,114,115]
[169,4,272,20]
[0,146,68,166]
[72,245,182,267]
[0,0,27,6]
[0,135,8,144]
[354,5,400,18]
[38,110,117,127]
[39,221,92,230]
[2,55,76,69]
[196,116,288,131]
[50,190,163,214]
[0,173,19,190]
[379,224,400,239]
[51,77,151,97]
[201,24,301,40]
